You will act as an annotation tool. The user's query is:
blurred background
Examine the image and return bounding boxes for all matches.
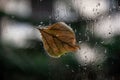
[0,0,120,80]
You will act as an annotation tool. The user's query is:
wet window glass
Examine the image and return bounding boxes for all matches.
[0,0,120,80]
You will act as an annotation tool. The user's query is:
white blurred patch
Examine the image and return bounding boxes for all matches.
[94,16,114,39]
[93,12,120,39]
[72,0,110,19]
[53,0,78,22]
[75,43,105,65]
[1,19,42,48]
[1,0,31,17]
[112,13,120,35]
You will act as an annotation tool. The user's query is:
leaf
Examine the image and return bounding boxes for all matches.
[37,22,80,58]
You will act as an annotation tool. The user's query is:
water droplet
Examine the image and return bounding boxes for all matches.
[94,19,97,22]
[108,15,111,19]
[75,29,77,33]
[79,41,82,44]
[71,70,74,72]
[38,25,42,27]
[84,63,87,65]
[118,6,120,10]
[55,16,58,19]
[66,64,69,68]
[56,35,59,37]
[79,33,81,35]
[95,42,98,46]
[98,3,100,6]
[97,65,101,69]
[100,16,104,19]
[84,67,87,70]
[97,12,99,14]
[86,36,89,41]
[109,8,112,12]
[104,49,107,53]
[78,64,81,67]
[85,56,87,59]
[40,22,43,24]
[101,41,104,44]
[68,24,71,26]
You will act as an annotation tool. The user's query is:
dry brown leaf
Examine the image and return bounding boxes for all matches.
[37,22,80,58]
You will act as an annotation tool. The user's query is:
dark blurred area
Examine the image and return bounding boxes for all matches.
[0,0,120,80]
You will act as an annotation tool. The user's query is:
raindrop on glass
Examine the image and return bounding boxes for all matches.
[79,41,82,44]
[40,21,43,25]
[97,65,101,70]
[84,67,87,70]
[109,32,111,34]
[97,12,99,14]
[66,64,69,68]
[101,41,104,44]
[75,29,77,33]
[78,64,81,67]
[104,49,107,54]
[98,3,100,6]
[71,70,74,72]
